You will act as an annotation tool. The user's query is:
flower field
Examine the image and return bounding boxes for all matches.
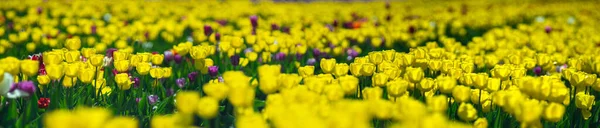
[1,0,600,128]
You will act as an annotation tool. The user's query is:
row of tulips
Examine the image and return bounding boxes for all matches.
[1,0,600,128]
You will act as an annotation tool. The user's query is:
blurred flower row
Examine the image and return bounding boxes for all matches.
[1,0,600,128]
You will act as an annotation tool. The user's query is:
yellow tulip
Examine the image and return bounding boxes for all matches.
[246,52,258,62]
[452,86,471,103]
[62,76,75,88]
[112,51,129,61]
[333,63,349,77]
[474,118,488,128]
[324,84,344,101]
[543,102,565,122]
[428,59,442,71]
[472,73,488,89]
[405,67,424,83]
[418,78,435,92]
[65,38,81,50]
[151,54,164,65]
[64,50,80,63]
[575,92,595,111]
[362,87,383,100]
[339,75,359,95]
[368,52,384,64]
[360,63,376,76]
[320,58,336,74]
[229,86,255,107]
[387,79,409,97]
[114,60,130,73]
[457,103,477,121]
[176,91,200,114]
[349,63,363,76]
[89,54,105,67]
[196,97,219,119]
[298,66,315,77]
[81,48,96,58]
[115,73,132,90]
[38,75,50,85]
[46,64,64,80]
[20,60,39,76]
[150,67,164,79]
[372,73,389,87]
[162,67,172,78]
[78,68,95,84]
[135,63,151,75]
[203,82,230,100]
[436,76,456,94]
[427,95,448,113]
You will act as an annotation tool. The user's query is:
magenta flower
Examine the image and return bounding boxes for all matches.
[148,95,159,105]
[250,15,258,28]
[208,66,219,77]
[204,25,213,36]
[188,71,199,82]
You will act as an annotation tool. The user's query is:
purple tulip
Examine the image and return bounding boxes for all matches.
[347,49,359,57]
[312,48,321,57]
[176,78,186,88]
[148,95,159,105]
[188,71,199,81]
[333,20,338,27]
[282,27,290,34]
[534,66,543,76]
[135,98,141,103]
[106,48,117,58]
[164,50,174,62]
[307,58,316,65]
[132,77,140,88]
[204,25,213,36]
[275,52,286,61]
[16,81,36,95]
[250,15,258,28]
[91,25,97,34]
[545,26,552,33]
[208,66,219,77]
[215,32,221,41]
[230,55,240,66]
[408,25,416,34]
[326,24,334,32]
[217,20,228,26]
[166,88,174,97]
[37,7,43,14]
[296,53,303,60]
[271,23,280,31]
[174,54,183,64]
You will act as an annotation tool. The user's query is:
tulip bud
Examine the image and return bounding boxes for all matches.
[89,54,105,67]
[428,59,442,71]
[62,76,75,88]
[382,50,396,62]
[472,73,488,89]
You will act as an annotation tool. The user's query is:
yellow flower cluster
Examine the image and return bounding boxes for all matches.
[44,107,138,128]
